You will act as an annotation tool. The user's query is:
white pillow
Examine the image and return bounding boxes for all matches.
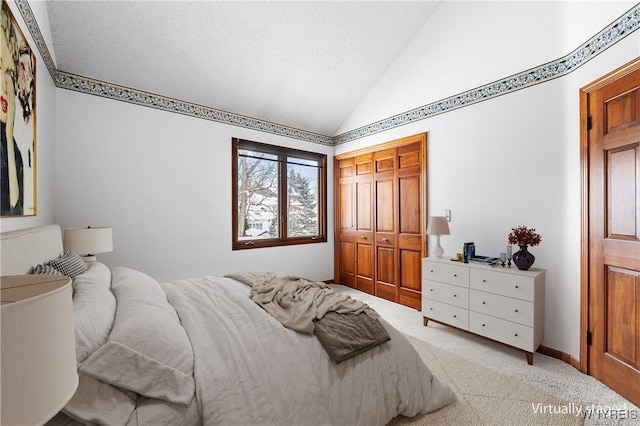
[72,262,116,363]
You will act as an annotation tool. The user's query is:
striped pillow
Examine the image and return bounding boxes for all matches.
[49,251,88,278]
[32,263,63,275]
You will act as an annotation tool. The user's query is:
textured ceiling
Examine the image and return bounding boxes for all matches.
[47,1,441,136]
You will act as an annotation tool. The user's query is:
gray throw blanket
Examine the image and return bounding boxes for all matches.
[241,272,379,334]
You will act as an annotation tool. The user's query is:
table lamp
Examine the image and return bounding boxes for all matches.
[427,216,450,258]
[63,226,113,262]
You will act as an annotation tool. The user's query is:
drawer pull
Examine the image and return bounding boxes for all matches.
[514,309,519,313]
[453,294,457,297]
[360,236,366,240]
[514,333,518,337]
[482,301,486,304]
[515,285,519,289]
[453,274,458,277]
[430,270,434,273]
[482,324,485,327]
[453,315,457,318]
[430,288,433,291]
[429,308,433,310]
[482,279,487,283]
[382,238,389,242]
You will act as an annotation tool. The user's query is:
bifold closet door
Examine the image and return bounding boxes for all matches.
[335,155,375,295]
[336,157,355,288]
[395,142,423,309]
[335,133,427,308]
[374,148,397,302]
[354,154,374,294]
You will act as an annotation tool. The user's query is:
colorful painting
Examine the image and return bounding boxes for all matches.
[1,0,35,217]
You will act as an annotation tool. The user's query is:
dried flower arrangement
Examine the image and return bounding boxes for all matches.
[508,225,542,247]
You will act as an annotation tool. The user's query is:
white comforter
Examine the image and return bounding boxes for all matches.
[161,276,454,426]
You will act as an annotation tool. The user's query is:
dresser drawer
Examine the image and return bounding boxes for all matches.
[422,260,469,288]
[422,299,469,330]
[469,311,535,352]
[470,269,534,301]
[469,289,534,326]
[423,280,468,308]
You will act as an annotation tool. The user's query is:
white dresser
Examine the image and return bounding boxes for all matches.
[422,257,545,364]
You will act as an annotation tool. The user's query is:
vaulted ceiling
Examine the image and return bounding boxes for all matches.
[47,1,441,137]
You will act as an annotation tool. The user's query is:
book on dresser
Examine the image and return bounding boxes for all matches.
[468,255,500,266]
[421,256,545,365]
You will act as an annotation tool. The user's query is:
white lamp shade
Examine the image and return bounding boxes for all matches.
[1,276,78,425]
[427,216,450,235]
[63,227,113,255]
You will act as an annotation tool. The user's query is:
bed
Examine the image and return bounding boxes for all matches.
[1,225,454,425]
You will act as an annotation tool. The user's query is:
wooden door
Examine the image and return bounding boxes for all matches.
[334,133,427,308]
[354,154,375,294]
[396,142,424,309]
[336,158,355,288]
[374,148,397,302]
[583,58,640,407]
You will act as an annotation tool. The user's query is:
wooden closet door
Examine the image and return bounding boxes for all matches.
[396,142,423,309]
[336,158,355,287]
[334,133,427,308]
[374,148,398,302]
[354,154,375,294]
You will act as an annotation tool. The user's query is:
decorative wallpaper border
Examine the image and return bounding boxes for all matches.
[53,72,334,145]
[14,0,640,146]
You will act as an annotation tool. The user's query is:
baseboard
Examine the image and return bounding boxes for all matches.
[538,345,581,370]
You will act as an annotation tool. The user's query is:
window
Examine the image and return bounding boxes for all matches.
[232,138,327,250]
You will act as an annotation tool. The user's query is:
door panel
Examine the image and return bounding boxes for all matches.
[356,240,374,294]
[607,143,639,238]
[376,180,394,233]
[605,267,639,369]
[585,61,640,406]
[400,249,421,290]
[356,182,372,231]
[399,175,421,234]
[375,245,396,301]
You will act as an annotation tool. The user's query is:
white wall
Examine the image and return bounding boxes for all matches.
[54,90,334,282]
[335,1,640,359]
[33,0,640,359]
[0,0,57,233]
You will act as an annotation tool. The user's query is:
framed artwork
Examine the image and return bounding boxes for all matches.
[1,0,36,217]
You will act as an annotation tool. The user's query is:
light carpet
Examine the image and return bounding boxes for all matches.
[390,335,585,426]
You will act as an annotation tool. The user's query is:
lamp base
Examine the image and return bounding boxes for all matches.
[81,255,97,263]
[431,235,445,258]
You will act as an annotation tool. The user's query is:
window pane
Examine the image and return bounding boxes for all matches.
[287,158,319,237]
[237,150,279,240]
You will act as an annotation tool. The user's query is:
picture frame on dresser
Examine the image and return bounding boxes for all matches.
[422,256,545,365]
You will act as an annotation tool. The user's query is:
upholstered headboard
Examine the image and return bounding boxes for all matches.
[1,225,64,276]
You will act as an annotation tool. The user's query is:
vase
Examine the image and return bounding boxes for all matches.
[512,245,535,270]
